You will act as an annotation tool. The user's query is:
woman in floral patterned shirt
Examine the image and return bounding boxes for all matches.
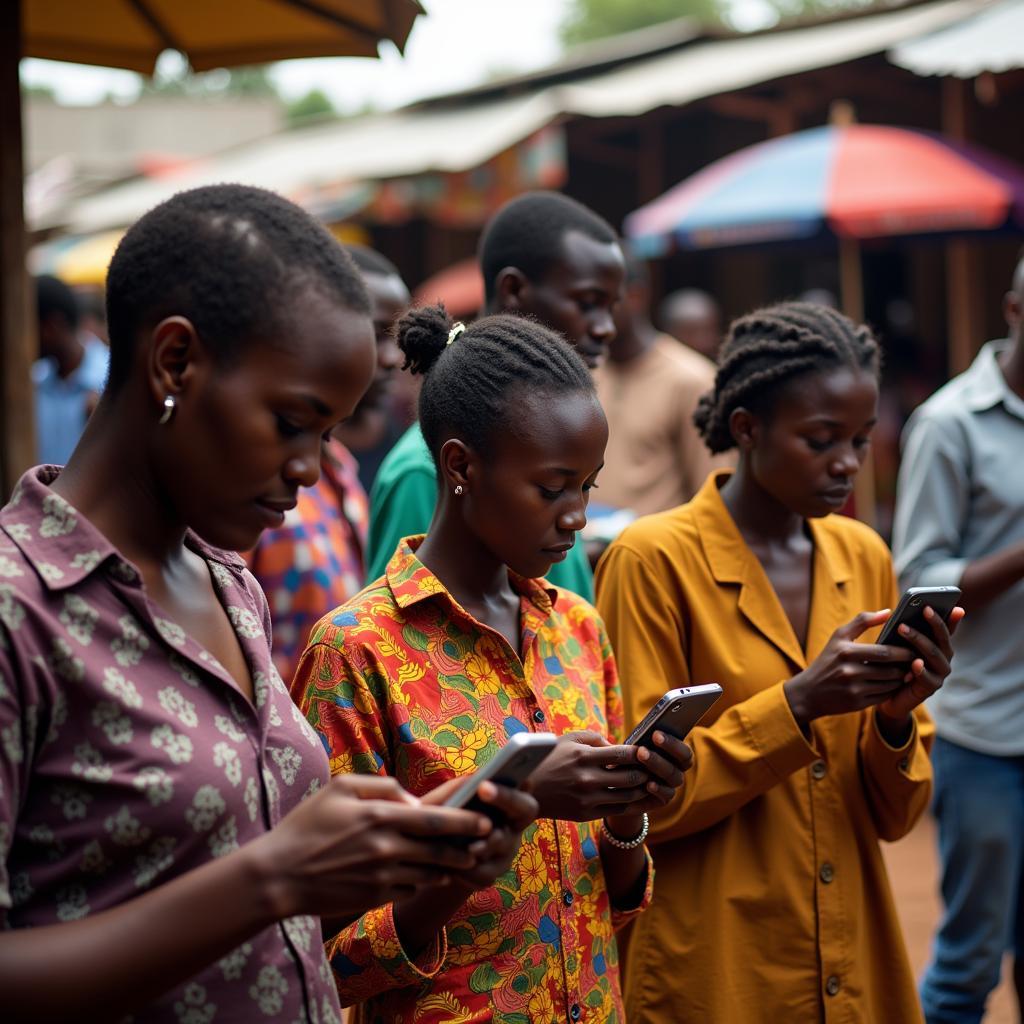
[295,305,695,1023]
[0,186,529,1023]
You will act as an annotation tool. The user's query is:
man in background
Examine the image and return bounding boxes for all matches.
[33,274,109,465]
[659,287,721,360]
[595,250,730,518]
[894,252,1024,1024]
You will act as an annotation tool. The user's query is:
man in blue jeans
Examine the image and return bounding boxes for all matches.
[893,252,1024,1024]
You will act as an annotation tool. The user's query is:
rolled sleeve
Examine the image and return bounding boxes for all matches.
[739,681,820,782]
[327,903,448,1006]
[859,706,935,842]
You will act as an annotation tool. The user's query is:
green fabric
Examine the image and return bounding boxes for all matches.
[366,423,595,601]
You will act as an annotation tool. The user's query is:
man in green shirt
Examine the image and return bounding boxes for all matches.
[366,191,625,599]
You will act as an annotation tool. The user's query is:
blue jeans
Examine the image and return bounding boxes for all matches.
[920,736,1024,1024]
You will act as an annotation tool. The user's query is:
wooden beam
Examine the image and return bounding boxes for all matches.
[1,1,36,498]
[942,77,984,375]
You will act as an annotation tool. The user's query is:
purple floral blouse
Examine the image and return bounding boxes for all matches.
[0,467,341,1023]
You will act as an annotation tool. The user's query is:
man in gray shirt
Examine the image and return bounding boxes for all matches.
[893,253,1024,1024]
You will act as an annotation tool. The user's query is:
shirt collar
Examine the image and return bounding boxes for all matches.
[694,470,853,589]
[1,466,247,592]
[386,535,558,616]
[962,340,1022,414]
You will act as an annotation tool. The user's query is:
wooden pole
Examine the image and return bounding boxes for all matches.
[1,0,36,499]
[838,235,877,528]
[942,77,983,376]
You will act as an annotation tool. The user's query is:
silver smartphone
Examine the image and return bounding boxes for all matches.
[626,683,724,749]
[442,732,557,812]
[876,586,961,652]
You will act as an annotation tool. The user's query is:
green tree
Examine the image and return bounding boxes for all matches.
[560,0,722,47]
[286,88,336,125]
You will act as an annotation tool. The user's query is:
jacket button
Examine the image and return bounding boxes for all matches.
[533,708,546,724]
[570,1004,581,1020]
[811,760,827,780]
[825,975,841,996]
[820,862,835,884]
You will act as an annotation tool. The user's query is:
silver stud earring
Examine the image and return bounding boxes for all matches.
[158,395,176,425]
[454,485,464,496]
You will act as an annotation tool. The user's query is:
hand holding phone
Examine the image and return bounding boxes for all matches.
[874,586,961,652]
[442,733,557,817]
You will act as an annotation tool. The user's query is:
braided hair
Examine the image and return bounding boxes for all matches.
[396,304,593,462]
[694,302,881,454]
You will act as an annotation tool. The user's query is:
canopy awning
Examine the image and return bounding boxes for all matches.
[889,0,1024,78]
[59,0,987,235]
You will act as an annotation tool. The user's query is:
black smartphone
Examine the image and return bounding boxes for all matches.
[442,732,557,816]
[876,586,962,652]
[626,684,724,749]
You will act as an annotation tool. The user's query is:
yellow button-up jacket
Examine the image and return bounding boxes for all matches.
[595,472,932,1024]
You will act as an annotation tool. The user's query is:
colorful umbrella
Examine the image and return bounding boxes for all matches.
[625,124,1024,255]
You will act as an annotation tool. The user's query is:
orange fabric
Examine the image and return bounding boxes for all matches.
[595,471,932,1024]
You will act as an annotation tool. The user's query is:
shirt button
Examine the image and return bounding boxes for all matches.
[533,708,546,724]
[898,757,909,772]
[570,1004,582,1021]
[563,889,574,907]
[820,862,835,884]
[811,760,827,780]
[825,975,841,997]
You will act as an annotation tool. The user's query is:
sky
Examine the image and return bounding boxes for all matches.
[19,0,571,113]
[20,0,774,112]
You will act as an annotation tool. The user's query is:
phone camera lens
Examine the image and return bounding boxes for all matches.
[910,597,922,607]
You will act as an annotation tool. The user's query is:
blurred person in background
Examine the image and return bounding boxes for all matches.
[365,190,625,601]
[247,246,411,683]
[336,245,410,491]
[33,274,109,465]
[659,286,721,360]
[594,247,730,520]
[895,252,1024,1024]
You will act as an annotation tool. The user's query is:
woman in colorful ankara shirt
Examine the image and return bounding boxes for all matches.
[0,185,533,1024]
[294,304,694,1024]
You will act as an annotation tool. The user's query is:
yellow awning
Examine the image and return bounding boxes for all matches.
[22,0,424,73]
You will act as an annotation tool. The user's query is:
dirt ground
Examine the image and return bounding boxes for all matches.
[883,814,1017,1024]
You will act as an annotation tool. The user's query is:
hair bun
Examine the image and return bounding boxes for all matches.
[396,303,453,377]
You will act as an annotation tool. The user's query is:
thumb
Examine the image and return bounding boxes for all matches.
[836,608,890,642]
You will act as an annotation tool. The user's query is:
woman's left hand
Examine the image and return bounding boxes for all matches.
[604,731,693,838]
[876,604,965,734]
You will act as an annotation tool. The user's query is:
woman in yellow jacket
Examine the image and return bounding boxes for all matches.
[595,302,963,1024]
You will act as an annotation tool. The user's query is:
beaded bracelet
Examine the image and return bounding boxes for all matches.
[600,813,649,850]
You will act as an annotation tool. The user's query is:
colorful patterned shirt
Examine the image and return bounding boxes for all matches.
[294,538,652,1024]
[246,440,369,685]
[0,467,342,1024]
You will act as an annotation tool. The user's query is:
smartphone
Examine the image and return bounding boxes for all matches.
[626,683,724,749]
[876,586,961,652]
[443,732,557,814]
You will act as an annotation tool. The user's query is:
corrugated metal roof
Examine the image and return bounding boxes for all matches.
[890,0,1024,77]
[60,0,986,234]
